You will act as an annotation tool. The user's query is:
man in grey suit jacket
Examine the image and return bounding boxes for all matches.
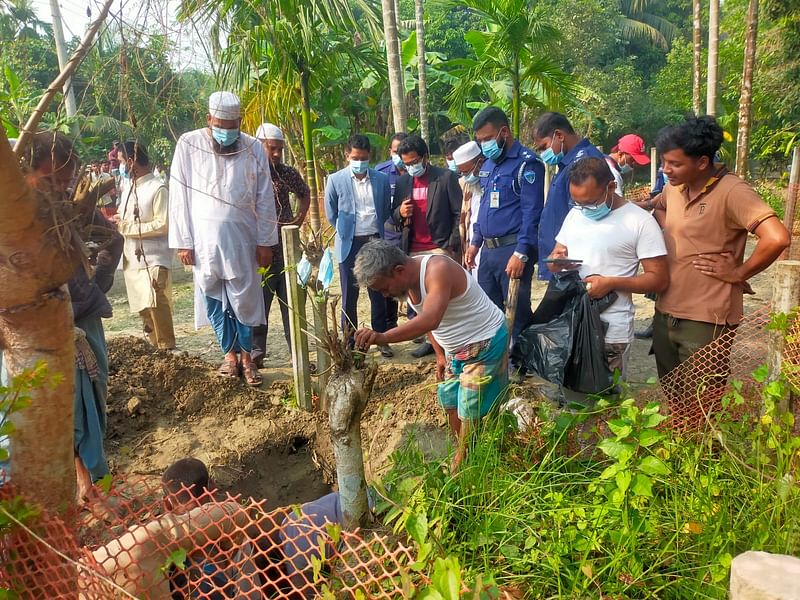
[324,134,394,357]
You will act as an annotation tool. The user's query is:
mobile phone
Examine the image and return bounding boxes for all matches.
[543,258,583,265]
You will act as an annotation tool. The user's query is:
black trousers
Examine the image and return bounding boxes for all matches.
[340,237,389,334]
[252,253,291,366]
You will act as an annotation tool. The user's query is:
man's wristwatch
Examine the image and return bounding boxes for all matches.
[513,251,528,263]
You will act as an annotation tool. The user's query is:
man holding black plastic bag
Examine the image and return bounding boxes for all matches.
[548,157,668,380]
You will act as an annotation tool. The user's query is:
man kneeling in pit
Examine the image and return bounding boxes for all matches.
[353,239,509,471]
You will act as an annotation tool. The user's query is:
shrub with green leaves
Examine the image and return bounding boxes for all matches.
[378,372,800,598]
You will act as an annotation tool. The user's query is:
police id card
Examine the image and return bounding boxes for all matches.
[490,190,500,208]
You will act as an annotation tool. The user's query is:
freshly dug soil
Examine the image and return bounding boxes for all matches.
[105,337,448,509]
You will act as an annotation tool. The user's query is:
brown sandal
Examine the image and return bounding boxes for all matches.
[242,363,263,387]
[218,358,239,378]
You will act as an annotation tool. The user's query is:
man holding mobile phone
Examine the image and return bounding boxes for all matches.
[548,157,669,377]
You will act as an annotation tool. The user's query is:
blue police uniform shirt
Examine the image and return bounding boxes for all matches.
[375,158,403,246]
[375,159,401,201]
[470,140,545,259]
[537,137,604,280]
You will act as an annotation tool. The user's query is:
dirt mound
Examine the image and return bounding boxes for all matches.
[106,337,291,427]
[105,338,448,507]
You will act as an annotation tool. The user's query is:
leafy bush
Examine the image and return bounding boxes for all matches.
[378,372,800,598]
[755,180,788,220]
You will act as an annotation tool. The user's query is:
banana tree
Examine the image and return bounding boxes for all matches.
[442,0,577,138]
[180,0,384,235]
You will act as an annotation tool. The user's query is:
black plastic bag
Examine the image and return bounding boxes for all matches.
[511,271,584,384]
[563,291,617,394]
[512,270,618,394]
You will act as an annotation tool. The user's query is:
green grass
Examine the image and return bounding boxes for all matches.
[377,373,800,599]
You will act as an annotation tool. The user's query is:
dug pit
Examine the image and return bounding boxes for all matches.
[105,337,451,504]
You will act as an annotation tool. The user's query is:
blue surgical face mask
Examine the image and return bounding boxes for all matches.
[407,162,427,178]
[391,153,404,169]
[350,159,369,175]
[464,172,481,185]
[540,136,564,166]
[481,130,506,161]
[619,163,633,176]
[579,190,613,221]
[447,159,458,172]
[212,126,239,147]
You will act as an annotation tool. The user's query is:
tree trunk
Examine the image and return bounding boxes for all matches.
[0,128,81,513]
[706,0,720,116]
[299,70,321,234]
[381,0,407,133]
[414,0,429,142]
[735,0,759,179]
[692,0,702,115]
[512,53,521,139]
[327,363,377,530]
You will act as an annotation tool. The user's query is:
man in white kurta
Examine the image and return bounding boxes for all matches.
[116,140,177,351]
[168,91,278,386]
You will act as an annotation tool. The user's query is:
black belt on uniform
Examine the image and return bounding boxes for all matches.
[353,234,380,242]
[483,233,518,249]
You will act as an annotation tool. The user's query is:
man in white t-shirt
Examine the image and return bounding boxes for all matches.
[548,156,668,377]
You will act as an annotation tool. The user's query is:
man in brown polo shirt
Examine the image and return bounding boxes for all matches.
[651,115,790,383]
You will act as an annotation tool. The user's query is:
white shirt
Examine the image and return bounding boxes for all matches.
[168,129,278,328]
[351,172,378,236]
[555,202,666,343]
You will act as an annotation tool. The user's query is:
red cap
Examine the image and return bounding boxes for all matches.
[611,134,650,165]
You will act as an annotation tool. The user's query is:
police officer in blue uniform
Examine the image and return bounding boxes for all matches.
[464,107,544,341]
[532,112,605,280]
[375,132,409,331]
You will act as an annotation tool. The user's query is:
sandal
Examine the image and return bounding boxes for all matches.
[242,362,263,387]
[218,358,239,378]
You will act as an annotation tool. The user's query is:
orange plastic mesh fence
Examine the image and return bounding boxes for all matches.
[1,478,423,599]
[638,303,800,433]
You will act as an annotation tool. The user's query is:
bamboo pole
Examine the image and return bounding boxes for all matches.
[650,148,658,190]
[783,147,800,260]
[14,0,115,158]
[282,226,313,411]
[767,260,800,415]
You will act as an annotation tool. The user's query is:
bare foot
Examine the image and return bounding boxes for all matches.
[75,457,93,504]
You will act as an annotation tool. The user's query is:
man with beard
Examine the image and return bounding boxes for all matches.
[251,123,310,368]
[169,92,278,387]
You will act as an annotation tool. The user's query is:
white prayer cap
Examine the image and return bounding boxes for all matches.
[452,141,481,166]
[255,123,284,141]
[208,91,241,120]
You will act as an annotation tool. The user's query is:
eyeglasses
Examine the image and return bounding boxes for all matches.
[569,190,610,211]
[402,156,424,168]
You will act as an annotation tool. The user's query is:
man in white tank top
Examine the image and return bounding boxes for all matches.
[353,240,509,471]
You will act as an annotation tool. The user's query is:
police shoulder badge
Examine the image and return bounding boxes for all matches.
[523,170,536,184]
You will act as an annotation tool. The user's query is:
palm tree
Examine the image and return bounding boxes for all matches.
[706,0,720,116]
[180,0,383,233]
[414,0,429,141]
[381,0,407,132]
[443,0,577,138]
[735,0,759,178]
[692,0,702,115]
[619,0,680,51]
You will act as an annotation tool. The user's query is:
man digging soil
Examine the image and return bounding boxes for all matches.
[353,240,509,471]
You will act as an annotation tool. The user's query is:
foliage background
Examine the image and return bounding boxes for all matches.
[1,0,797,172]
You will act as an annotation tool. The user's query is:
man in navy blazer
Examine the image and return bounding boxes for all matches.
[324,134,394,357]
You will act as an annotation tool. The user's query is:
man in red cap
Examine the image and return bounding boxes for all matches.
[609,134,651,178]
